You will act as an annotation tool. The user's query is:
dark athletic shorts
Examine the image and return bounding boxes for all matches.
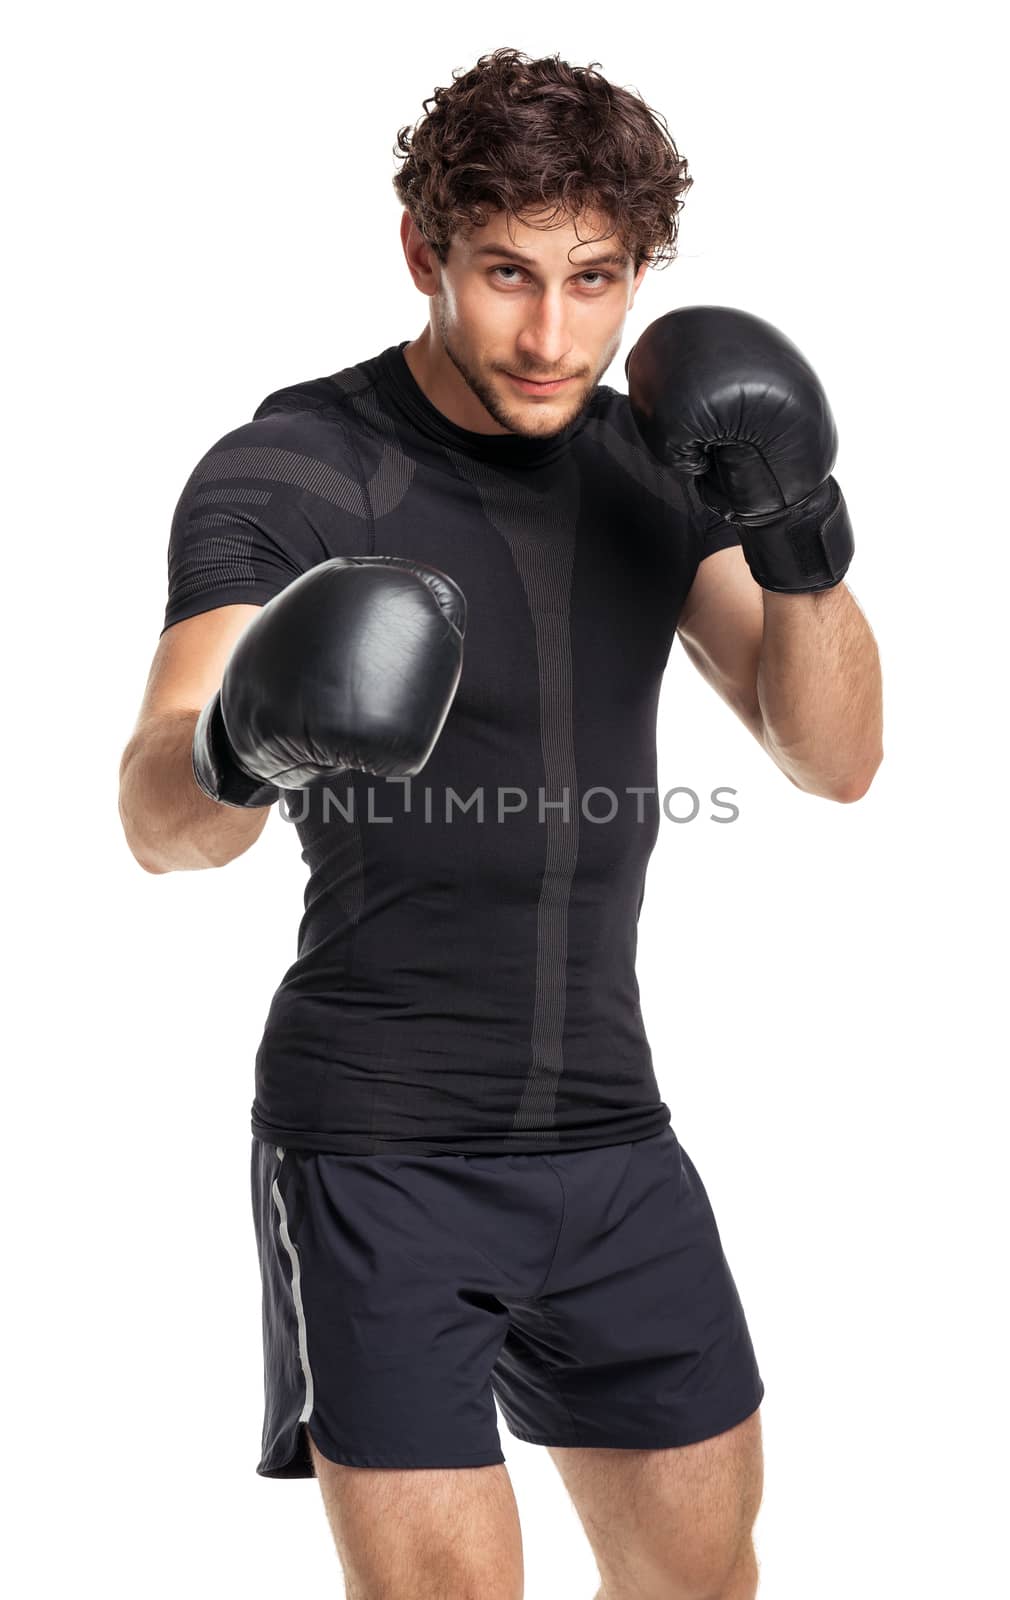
[250,1126,765,1475]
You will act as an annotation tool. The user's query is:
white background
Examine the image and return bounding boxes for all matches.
[5,2,1006,1595]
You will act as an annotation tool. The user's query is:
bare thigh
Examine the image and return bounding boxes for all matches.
[305,1426,524,1600]
[548,1409,764,1600]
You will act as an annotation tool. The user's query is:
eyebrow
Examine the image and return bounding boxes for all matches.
[471,243,631,271]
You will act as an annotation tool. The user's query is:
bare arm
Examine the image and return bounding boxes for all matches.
[118,605,272,873]
[676,545,883,802]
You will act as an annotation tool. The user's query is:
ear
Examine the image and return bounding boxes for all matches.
[630,260,649,301]
[400,211,440,295]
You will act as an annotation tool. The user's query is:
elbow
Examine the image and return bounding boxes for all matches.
[118,803,227,873]
[118,793,258,873]
[120,826,224,875]
[117,750,161,871]
[766,735,883,803]
[830,747,884,804]
[118,775,175,874]
[130,845,171,875]
[831,779,871,805]
[118,802,171,875]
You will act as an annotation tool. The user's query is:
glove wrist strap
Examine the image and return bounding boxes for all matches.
[729,477,855,594]
[192,693,280,809]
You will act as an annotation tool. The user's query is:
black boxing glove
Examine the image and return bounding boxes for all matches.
[625,305,854,593]
[192,556,466,808]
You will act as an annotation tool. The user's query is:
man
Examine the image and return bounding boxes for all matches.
[119,47,882,1600]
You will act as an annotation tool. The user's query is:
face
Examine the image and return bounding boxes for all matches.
[401,206,649,440]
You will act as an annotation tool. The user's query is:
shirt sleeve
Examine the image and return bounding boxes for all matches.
[161,408,372,634]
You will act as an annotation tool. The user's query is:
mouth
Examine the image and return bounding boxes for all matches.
[505,372,575,395]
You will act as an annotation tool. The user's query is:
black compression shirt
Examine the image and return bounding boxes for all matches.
[163,341,741,1154]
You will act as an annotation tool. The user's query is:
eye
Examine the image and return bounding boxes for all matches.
[490,266,613,288]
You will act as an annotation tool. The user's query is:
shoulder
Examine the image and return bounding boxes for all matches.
[174,365,380,511]
[248,368,371,459]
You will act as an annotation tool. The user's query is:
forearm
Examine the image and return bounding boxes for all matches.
[757,582,883,801]
[118,710,271,873]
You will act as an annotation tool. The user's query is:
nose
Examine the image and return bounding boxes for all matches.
[514,289,574,373]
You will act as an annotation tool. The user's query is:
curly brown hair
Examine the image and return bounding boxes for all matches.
[391,47,692,272]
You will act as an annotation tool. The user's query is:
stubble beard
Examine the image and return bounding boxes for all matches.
[436,301,602,440]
